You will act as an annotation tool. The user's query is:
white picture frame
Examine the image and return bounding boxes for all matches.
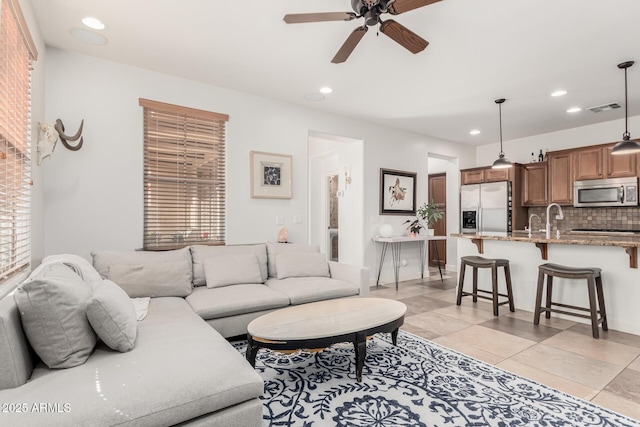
[250,151,292,199]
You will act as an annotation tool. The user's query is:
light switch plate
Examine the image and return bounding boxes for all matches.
[293,216,303,224]
[275,216,285,225]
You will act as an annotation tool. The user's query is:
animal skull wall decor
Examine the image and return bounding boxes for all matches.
[36,119,84,165]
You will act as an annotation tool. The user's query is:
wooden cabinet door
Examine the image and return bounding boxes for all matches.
[484,167,511,182]
[522,162,548,206]
[574,147,604,180]
[428,174,446,268]
[605,145,637,178]
[548,151,573,205]
[461,169,484,185]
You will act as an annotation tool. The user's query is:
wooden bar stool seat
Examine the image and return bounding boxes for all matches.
[534,263,607,338]
[456,255,515,316]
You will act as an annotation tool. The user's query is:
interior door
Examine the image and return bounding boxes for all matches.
[428,173,446,268]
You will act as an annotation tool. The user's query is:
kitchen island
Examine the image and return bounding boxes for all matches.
[453,231,640,335]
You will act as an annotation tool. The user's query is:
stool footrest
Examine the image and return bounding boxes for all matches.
[460,291,511,305]
[540,306,604,323]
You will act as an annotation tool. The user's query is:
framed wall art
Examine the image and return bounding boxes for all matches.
[250,151,292,199]
[380,168,417,215]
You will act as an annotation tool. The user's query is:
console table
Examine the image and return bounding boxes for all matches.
[373,235,447,290]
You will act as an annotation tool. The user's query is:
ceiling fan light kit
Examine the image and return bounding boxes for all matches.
[612,61,640,155]
[492,98,512,169]
[283,0,440,63]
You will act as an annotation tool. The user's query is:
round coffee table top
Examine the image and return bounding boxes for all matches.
[247,297,407,341]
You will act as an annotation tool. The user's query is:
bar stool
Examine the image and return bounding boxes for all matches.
[456,256,515,316]
[534,263,607,338]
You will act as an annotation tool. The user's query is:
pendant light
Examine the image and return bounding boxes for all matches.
[612,61,640,155]
[492,98,512,169]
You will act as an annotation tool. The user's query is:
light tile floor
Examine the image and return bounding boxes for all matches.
[371,269,640,421]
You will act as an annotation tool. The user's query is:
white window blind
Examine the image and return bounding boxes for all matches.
[0,0,37,282]
[139,98,227,250]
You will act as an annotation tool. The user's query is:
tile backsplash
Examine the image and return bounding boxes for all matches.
[527,206,640,232]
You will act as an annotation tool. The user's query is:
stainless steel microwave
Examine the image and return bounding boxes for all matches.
[573,177,639,207]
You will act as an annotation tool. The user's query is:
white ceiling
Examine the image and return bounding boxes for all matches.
[29,0,640,146]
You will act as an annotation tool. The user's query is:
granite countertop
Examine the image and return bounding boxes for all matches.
[451,231,640,247]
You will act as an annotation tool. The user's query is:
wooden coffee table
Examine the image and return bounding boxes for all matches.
[246,297,406,382]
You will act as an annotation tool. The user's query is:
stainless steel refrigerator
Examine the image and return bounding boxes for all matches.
[460,181,512,234]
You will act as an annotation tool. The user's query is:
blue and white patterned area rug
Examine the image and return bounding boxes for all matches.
[234,331,639,427]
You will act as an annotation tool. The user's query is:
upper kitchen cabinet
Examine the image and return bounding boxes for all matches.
[460,166,512,185]
[574,143,637,180]
[548,150,573,205]
[605,145,637,178]
[522,162,548,206]
[573,146,604,180]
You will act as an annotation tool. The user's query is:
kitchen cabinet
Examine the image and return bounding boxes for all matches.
[574,146,604,180]
[460,166,511,185]
[573,144,637,180]
[522,162,548,206]
[460,168,485,185]
[548,151,573,205]
[605,145,637,178]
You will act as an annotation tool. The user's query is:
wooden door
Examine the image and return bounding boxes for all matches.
[428,173,446,268]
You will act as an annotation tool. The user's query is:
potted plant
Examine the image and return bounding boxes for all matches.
[417,199,444,235]
[403,218,424,237]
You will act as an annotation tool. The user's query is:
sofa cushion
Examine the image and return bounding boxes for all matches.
[14,263,96,369]
[191,244,268,286]
[266,242,320,278]
[265,277,359,305]
[0,295,33,390]
[0,297,264,426]
[204,253,263,288]
[276,252,330,279]
[86,279,137,352]
[186,284,290,320]
[92,248,192,298]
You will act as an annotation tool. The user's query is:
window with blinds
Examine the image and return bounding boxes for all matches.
[0,0,37,283]
[139,99,227,250]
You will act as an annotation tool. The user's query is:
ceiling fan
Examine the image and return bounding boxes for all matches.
[283,0,441,63]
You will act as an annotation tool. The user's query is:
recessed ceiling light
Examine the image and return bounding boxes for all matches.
[319,87,333,94]
[469,130,481,135]
[81,16,105,30]
[567,107,582,113]
[70,28,108,46]
[551,90,567,97]
[304,93,325,102]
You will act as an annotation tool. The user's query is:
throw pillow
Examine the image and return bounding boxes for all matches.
[106,262,191,298]
[266,242,320,278]
[190,244,268,286]
[92,248,193,298]
[14,263,96,369]
[203,253,263,288]
[275,252,330,279]
[86,280,137,352]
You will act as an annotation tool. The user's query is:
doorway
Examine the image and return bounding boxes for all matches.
[428,173,446,268]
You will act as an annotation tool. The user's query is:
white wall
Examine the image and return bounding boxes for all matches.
[43,48,476,279]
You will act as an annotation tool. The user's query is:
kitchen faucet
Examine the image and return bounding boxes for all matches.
[527,214,540,238]
[545,203,564,239]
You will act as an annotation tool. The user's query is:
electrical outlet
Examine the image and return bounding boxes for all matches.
[275,216,285,225]
[293,216,303,224]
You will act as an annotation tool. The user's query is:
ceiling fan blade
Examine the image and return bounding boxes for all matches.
[283,12,357,24]
[388,0,442,15]
[331,26,368,64]
[380,19,428,54]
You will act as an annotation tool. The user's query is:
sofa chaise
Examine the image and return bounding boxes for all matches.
[0,242,369,426]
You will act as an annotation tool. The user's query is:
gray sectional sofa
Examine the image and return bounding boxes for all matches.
[0,242,369,426]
